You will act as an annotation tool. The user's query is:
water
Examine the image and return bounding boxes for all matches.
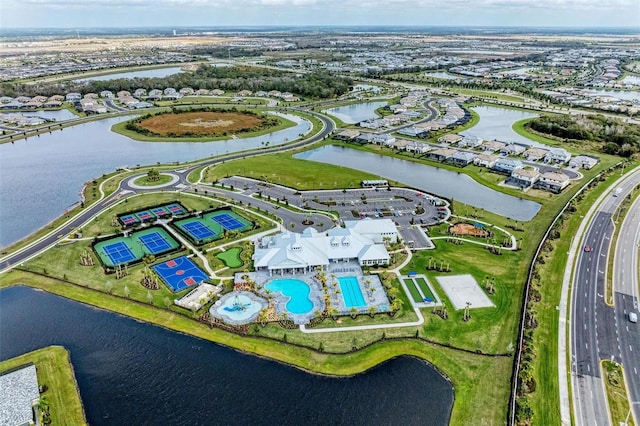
[621,75,640,85]
[461,106,541,147]
[18,109,78,121]
[323,101,387,124]
[585,89,640,102]
[424,72,459,80]
[0,113,311,248]
[74,66,184,82]
[265,279,314,314]
[0,286,453,425]
[339,276,366,308]
[351,84,382,93]
[216,293,262,321]
[295,145,541,221]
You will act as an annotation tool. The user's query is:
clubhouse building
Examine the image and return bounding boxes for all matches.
[253,219,396,275]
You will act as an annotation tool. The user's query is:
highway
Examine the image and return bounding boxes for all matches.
[0,109,334,274]
[571,172,640,426]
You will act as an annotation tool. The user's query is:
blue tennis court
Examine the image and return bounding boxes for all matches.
[120,215,139,226]
[182,221,216,241]
[211,213,245,231]
[338,276,366,308]
[152,207,170,217]
[138,232,172,254]
[102,241,136,266]
[167,203,186,215]
[152,256,209,292]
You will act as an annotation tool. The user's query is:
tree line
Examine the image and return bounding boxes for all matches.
[2,65,353,100]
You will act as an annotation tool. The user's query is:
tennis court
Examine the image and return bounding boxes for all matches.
[206,211,252,232]
[102,241,137,265]
[139,231,173,254]
[135,210,155,222]
[119,215,139,226]
[166,203,186,215]
[152,256,209,292]
[151,207,170,217]
[174,217,222,245]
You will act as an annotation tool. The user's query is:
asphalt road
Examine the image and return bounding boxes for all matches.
[0,109,334,273]
[572,174,640,426]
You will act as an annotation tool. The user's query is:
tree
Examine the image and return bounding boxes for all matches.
[147,168,160,182]
[368,306,377,318]
[349,307,358,319]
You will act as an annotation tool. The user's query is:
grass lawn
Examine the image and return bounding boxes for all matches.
[215,247,243,268]
[132,173,174,187]
[602,360,636,426]
[0,346,86,426]
[111,111,295,142]
[415,277,435,300]
[404,278,423,303]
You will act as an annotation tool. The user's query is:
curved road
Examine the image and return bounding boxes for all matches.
[0,109,334,273]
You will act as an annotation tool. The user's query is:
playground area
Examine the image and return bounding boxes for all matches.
[435,274,495,310]
[152,256,210,292]
[448,222,490,238]
[93,227,180,267]
[209,291,267,325]
[118,202,187,227]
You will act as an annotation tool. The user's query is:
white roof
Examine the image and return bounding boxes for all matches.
[0,364,39,426]
[344,218,397,237]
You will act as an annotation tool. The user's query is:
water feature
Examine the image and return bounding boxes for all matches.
[16,109,78,121]
[294,145,541,221]
[74,66,184,82]
[338,276,366,308]
[264,279,314,314]
[461,106,541,147]
[351,84,382,93]
[585,89,640,102]
[323,101,387,124]
[0,113,311,248]
[621,75,640,85]
[424,72,459,80]
[213,292,264,324]
[0,286,453,425]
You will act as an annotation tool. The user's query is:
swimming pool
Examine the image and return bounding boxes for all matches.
[264,279,314,314]
[339,276,366,308]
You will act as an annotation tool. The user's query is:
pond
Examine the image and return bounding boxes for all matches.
[294,145,541,221]
[74,66,184,82]
[0,286,453,425]
[0,113,311,248]
[461,106,542,147]
[323,101,387,124]
[424,72,459,80]
[585,89,640,102]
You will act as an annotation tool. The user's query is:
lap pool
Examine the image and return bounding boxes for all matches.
[264,279,314,314]
[339,276,366,308]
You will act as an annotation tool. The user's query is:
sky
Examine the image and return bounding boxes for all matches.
[1,0,639,29]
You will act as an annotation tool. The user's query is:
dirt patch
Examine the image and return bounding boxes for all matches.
[448,222,490,237]
[138,111,263,137]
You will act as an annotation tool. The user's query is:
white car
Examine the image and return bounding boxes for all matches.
[629,312,638,323]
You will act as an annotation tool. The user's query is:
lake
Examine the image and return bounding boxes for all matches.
[0,286,453,425]
[461,106,542,147]
[75,66,184,82]
[323,101,387,124]
[586,89,640,102]
[424,72,459,80]
[20,109,78,121]
[294,145,541,221]
[0,113,311,248]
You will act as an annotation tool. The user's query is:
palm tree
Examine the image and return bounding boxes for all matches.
[258,308,269,326]
[368,306,377,318]
[349,307,358,319]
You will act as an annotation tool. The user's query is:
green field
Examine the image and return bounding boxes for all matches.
[132,173,174,187]
[0,346,86,426]
[404,278,423,303]
[415,277,435,300]
[216,247,243,268]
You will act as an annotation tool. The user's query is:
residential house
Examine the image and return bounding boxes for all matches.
[482,139,507,153]
[459,135,483,148]
[438,134,462,145]
[65,92,82,102]
[474,153,500,168]
[429,147,457,162]
[545,147,571,164]
[569,155,600,170]
[83,93,98,99]
[405,140,431,154]
[398,126,428,138]
[354,132,375,144]
[179,87,194,96]
[210,89,225,96]
[133,88,147,98]
[335,129,360,141]
[500,143,527,156]
[448,151,476,167]
[195,89,210,96]
[493,158,524,174]
[15,96,31,103]
[509,168,540,188]
[117,90,131,98]
[99,90,114,98]
[372,133,396,146]
[164,88,177,95]
[164,92,182,100]
[147,89,163,101]
[524,147,549,162]
[48,95,64,102]
[237,90,252,97]
[391,139,412,151]
[0,96,13,104]
[536,171,571,193]
[43,100,62,108]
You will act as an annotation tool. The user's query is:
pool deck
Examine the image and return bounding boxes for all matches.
[256,274,324,325]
